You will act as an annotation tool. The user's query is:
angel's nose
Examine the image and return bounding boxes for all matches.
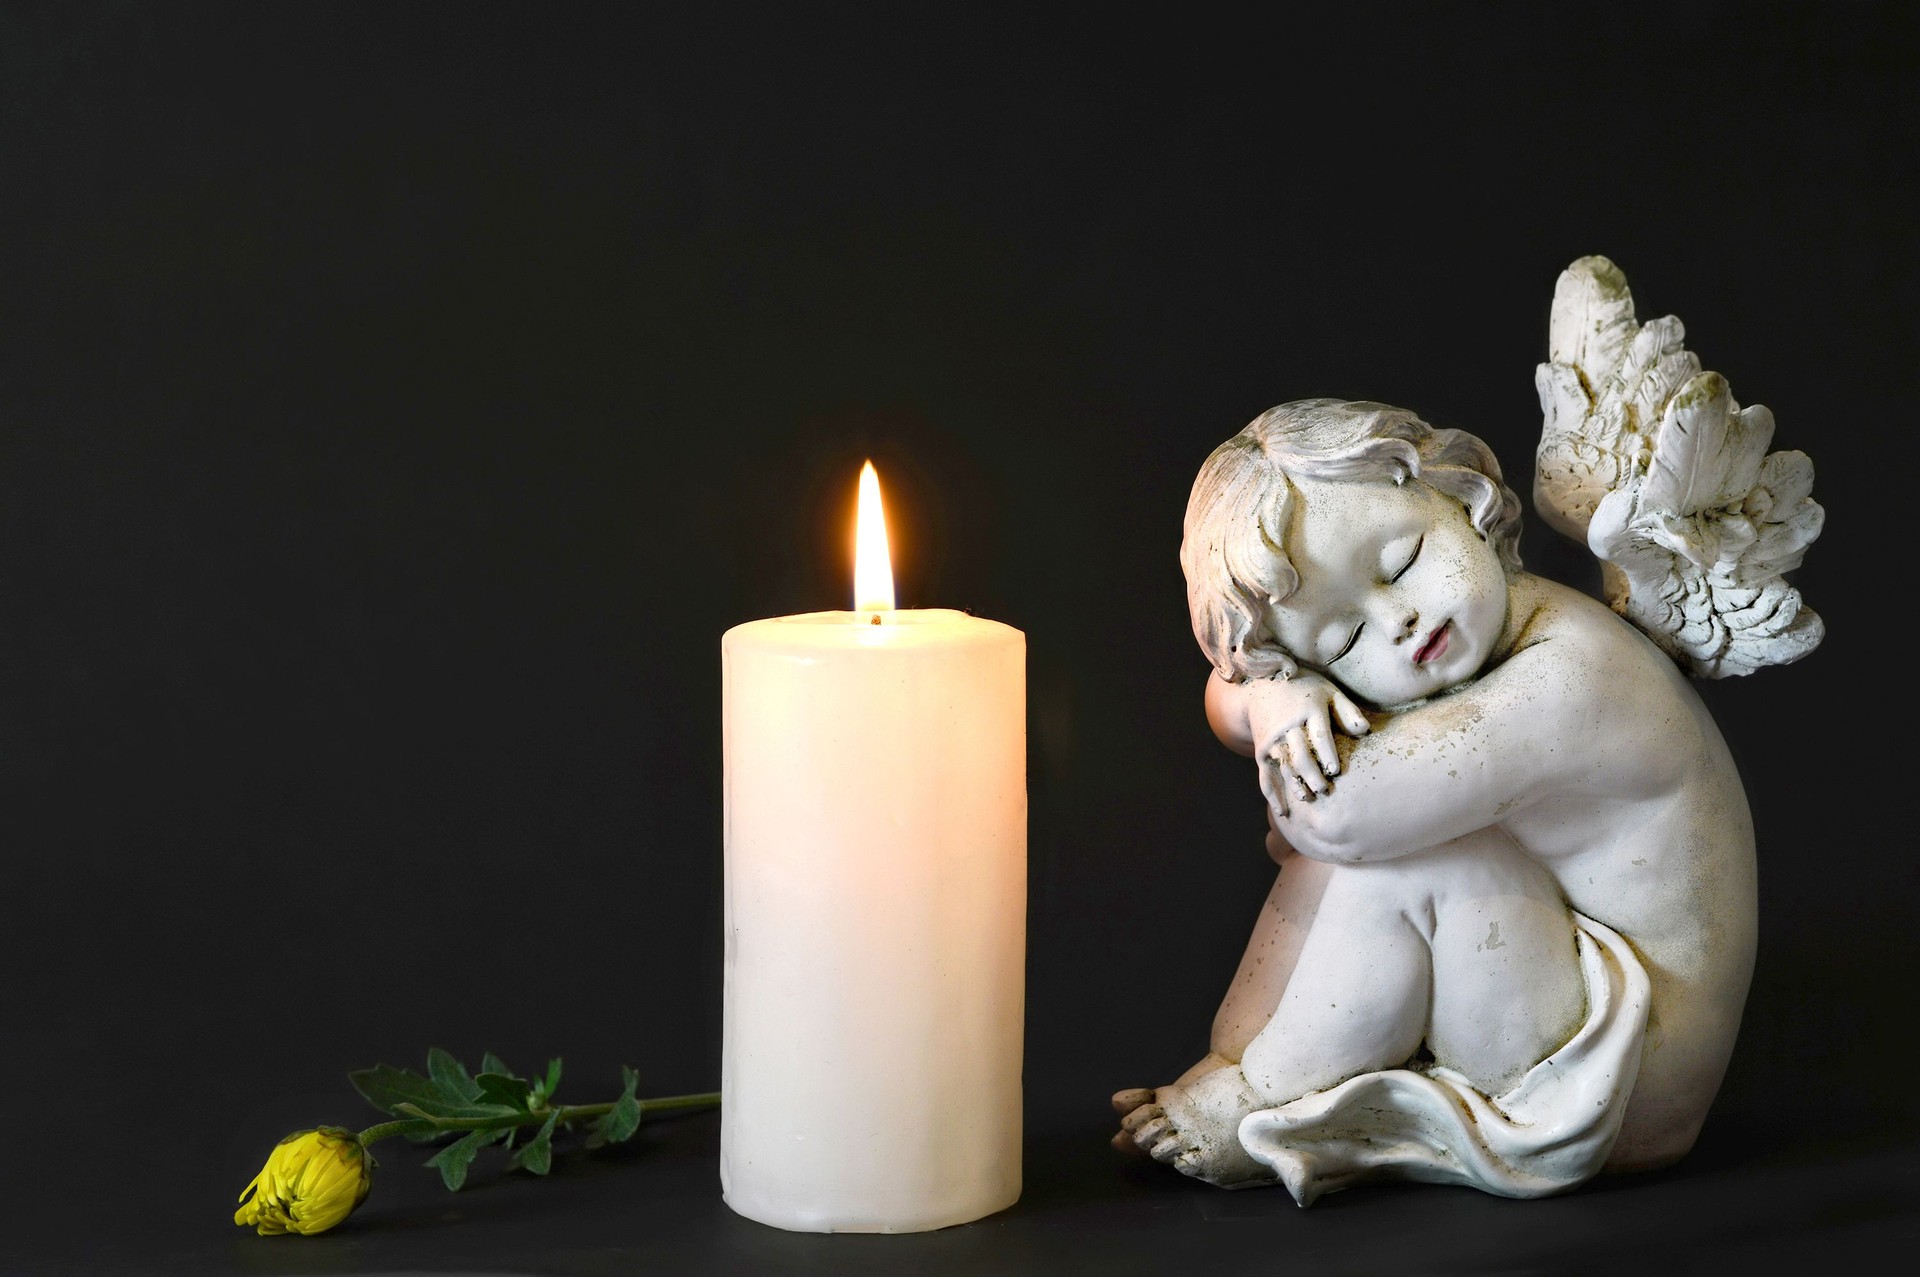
[1392,611,1420,642]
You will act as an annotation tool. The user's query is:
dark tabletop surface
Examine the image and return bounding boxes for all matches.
[11,1081,1920,1275]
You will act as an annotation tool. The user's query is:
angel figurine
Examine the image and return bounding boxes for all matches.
[1112,256,1823,1204]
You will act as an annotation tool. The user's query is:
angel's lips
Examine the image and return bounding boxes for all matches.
[1413,621,1452,666]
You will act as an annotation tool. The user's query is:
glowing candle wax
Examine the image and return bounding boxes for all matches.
[719,462,1026,1233]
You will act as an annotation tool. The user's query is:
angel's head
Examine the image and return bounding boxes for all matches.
[1180,399,1524,707]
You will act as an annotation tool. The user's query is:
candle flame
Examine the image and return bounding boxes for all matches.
[854,460,895,613]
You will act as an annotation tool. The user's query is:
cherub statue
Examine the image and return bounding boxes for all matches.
[1112,256,1823,1204]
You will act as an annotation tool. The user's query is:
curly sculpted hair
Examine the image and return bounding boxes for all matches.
[1180,398,1524,682]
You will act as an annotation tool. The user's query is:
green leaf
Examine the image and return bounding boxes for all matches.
[545,1058,563,1097]
[475,1072,532,1113]
[481,1051,512,1078]
[424,1129,494,1192]
[529,1056,562,1105]
[351,1063,450,1117]
[511,1112,559,1176]
[427,1047,483,1104]
[592,1065,644,1147]
[357,1054,530,1123]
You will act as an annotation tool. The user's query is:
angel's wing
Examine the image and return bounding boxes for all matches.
[1533,256,1824,678]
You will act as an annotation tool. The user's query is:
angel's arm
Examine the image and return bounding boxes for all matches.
[1273,612,1658,864]
[1204,671,1259,757]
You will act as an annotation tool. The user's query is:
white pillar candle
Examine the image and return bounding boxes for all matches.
[719,465,1026,1233]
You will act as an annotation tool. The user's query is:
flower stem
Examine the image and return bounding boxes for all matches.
[357,1118,435,1144]
[357,1092,719,1146]
[639,1091,723,1115]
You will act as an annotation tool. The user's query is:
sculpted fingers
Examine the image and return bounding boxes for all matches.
[1331,689,1371,736]
[1111,1088,1154,1116]
[1285,727,1328,795]
[1260,754,1290,819]
[1305,709,1339,777]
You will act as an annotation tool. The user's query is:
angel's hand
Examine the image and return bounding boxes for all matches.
[1242,673,1369,817]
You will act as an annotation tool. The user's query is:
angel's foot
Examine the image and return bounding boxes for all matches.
[1111,1065,1275,1188]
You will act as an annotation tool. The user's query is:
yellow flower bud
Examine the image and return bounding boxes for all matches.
[234,1126,374,1236]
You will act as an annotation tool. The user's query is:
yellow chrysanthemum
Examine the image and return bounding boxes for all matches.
[234,1126,374,1236]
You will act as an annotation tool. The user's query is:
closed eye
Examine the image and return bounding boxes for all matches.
[1327,624,1362,664]
[1387,534,1423,583]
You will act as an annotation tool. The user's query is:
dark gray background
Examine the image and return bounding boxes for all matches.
[3,3,1914,1273]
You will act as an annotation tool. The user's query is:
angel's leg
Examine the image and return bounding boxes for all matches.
[1242,830,1585,1105]
[1204,826,1337,1067]
[1120,831,1587,1185]
[1236,858,1431,1104]
[1121,856,1430,1186]
[1424,832,1587,1094]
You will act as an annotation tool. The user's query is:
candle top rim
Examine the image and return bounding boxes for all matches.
[724,608,1023,650]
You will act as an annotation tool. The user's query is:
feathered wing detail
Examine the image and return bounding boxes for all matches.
[1533,256,1824,677]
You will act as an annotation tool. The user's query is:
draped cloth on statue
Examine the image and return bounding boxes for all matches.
[1239,911,1652,1206]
